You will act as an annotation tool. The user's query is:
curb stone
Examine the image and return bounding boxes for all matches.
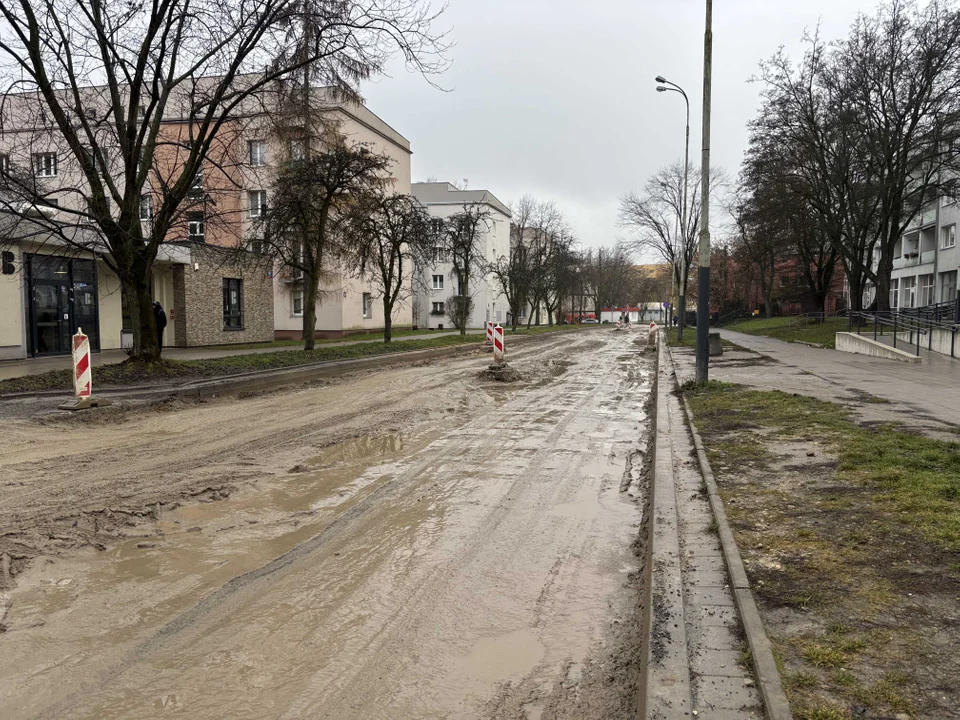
[638,335,694,719]
[667,347,793,720]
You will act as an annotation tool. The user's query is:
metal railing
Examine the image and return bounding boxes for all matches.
[848,309,958,357]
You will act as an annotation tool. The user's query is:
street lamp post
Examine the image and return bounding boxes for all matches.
[696,0,713,384]
[655,76,690,342]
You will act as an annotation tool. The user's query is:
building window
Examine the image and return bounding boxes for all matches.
[940,270,958,303]
[920,273,935,307]
[187,211,205,242]
[362,292,373,319]
[84,146,107,175]
[292,287,303,317]
[34,152,57,177]
[248,190,267,218]
[889,278,899,310]
[900,276,916,309]
[432,246,446,264]
[190,166,203,195]
[432,274,444,290]
[942,224,956,249]
[289,138,305,161]
[0,153,9,175]
[139,194,153,221]
[223,278,243,329]
[248,140,266,166]
[431,301,445,316]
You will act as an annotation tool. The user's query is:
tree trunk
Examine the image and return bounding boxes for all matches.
[131,278,160,362]
[302,277,319,350]
[382,297,393,342]
[875,251,894,312]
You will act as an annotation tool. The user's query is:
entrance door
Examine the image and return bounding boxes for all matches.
[32,280,70,355]
[27,255,100,356]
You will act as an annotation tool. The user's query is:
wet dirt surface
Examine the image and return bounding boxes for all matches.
[0,331,654,719]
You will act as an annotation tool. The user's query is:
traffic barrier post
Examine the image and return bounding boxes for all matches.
[58,327,112,411]
[493,324,504,363]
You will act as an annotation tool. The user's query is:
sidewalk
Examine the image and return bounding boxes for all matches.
[0,330,482,382]
[712,329,960,427]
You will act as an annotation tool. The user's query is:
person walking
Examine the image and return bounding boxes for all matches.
[153,301,167,355]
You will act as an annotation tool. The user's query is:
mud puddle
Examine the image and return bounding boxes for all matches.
[0,332,654,719]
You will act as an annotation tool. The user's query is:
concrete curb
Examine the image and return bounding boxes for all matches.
[638,336,694,719]
[666,348,793,720]
[835,332,921,363]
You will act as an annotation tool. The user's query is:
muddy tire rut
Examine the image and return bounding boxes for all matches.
[0,331,655,719]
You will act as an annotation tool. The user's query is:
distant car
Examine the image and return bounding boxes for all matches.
[580,318,599,324]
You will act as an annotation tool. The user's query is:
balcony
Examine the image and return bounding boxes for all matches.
[920,250,936,265]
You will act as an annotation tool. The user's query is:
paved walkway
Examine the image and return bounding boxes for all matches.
[715,329,960,428]
[0,330,483,381]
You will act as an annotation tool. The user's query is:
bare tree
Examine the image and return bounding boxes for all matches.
[490,195,536,331]
[619,161,726,320]
[752,1,960,310]
[256,135,392,349]
[0,0,448,360]
[439,202,490,336]
[583,243,635,318]
[344,192,433,342]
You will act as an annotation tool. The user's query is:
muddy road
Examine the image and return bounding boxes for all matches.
[0,331,654,719]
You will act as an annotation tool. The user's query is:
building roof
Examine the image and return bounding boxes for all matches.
[411,182,511,218]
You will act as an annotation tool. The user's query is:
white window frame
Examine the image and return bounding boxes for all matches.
[187,211,205,242]
[289,138,306,161]
[432,274,444,290]
[292,287,303,317]
[942,224,956,249]
[139,193,153,221]
[248,140,266,167]
[248,190,267,218]
[889,278,900,310]
[34,152,57,177]
[920,274,936,307]
[431,301,445,316]
[0,153,9,174]
[362,292,373,319]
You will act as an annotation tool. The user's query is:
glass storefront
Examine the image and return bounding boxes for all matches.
[26,254,100,356]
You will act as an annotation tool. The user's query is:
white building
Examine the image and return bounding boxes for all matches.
[882,200,960,310]
[410,182,511,330]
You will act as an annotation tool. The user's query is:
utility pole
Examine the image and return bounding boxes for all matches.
[655,77,690,341]
[696,0,713,383]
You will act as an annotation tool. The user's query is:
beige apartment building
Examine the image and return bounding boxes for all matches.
[0,81,412,359]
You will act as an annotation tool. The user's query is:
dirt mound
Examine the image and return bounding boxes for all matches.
[478,363,522,382]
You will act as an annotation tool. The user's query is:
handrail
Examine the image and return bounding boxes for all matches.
[847,309,960,357]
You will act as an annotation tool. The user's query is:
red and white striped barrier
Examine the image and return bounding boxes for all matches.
[485,321,494,345]
[493,324,504,363]
[58,327,112,410]
[73,328,92,398]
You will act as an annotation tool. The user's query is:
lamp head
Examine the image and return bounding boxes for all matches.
[655,75,667,84]
[656,86,668,92]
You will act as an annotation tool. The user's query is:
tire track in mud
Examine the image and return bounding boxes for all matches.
[0,333,595,588]
[45,331,654,720]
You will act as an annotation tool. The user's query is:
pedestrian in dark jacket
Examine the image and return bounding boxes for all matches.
[153,301,167,354]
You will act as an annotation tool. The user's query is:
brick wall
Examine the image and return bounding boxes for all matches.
[175,243,273,346]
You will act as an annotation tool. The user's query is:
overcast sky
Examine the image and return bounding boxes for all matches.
[362,0,872,259]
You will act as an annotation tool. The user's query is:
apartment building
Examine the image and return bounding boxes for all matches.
[410,182,510,330]
[879,201,960,310]
[0,81,412,358]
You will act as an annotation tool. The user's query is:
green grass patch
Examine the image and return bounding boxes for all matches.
[1,324,604,395]
[685,384,960,552]
[1,334,482,394]
[722,316,848,349]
